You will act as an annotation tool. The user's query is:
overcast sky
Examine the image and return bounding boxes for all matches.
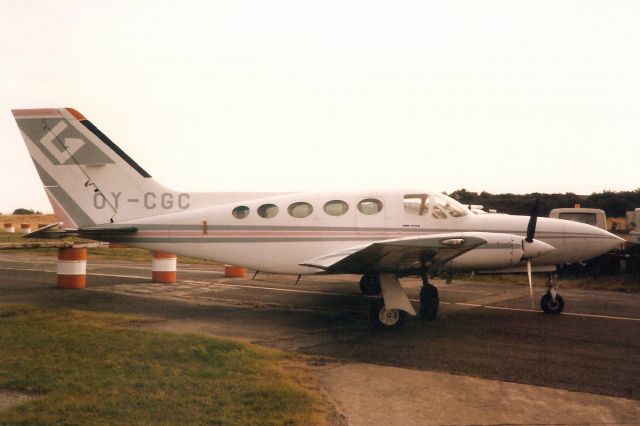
[1,0,639,214]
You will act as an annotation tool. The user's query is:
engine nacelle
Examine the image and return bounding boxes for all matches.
[446,233,554,271]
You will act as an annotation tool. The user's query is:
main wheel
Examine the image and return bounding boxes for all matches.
[540,292,564,314]
[359,274,381,295]
[420,284,439,321]
[370,301,407,330]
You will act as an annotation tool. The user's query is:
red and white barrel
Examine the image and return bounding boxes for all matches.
[4,223,15,233]
[57,247,87,289]
[20,223,32,234]
[224,265,246,278]
[152,251,177,283]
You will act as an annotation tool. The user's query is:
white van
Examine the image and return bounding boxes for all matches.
[549,208,607,230]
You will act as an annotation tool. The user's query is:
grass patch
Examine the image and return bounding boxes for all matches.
[0,214,58,225]
[555,272,640,292]
[0,304,327,425]
[463,271,640,293]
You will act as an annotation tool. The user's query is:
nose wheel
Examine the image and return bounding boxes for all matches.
[540,292,565,314]
[540,273,564,314]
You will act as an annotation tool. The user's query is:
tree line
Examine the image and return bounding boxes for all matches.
[447,189,640,217]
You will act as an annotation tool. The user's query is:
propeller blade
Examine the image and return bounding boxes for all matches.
[525,198,540,243]
[527,259,534,309]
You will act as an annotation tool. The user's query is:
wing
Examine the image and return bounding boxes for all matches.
[23,222,137,240]
[300,233,487,274]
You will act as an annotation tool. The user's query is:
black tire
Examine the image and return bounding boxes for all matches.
[369,300,407,330]
[420,284,439,321]
[540,292,565,314]
[359,274,381,295]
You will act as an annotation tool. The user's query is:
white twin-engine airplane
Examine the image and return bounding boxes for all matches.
[13,108,624,329]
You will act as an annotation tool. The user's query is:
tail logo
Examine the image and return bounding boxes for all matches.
[40,121,85,164]
[17,117,115,166]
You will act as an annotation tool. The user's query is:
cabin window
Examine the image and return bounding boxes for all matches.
[357,198,383,215]
[324,200,349,216]
[403,194,429,216]
[257,204,279,219]
[288,202,313,218]
[232,205,250,219]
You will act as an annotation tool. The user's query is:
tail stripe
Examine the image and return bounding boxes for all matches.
[78,119,152,178]
[33,160,96,227]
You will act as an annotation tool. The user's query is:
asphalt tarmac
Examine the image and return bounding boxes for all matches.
[1,253,639,424]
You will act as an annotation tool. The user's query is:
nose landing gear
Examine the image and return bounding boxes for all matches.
[540,273,565,314]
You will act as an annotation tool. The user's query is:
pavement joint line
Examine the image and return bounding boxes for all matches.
[562,311,640,322]
[0,266,149,281]
[1,260,223,274]
[95,264,225,275]
[2,266,640,323]
[185,279,364,298]
[449,302,482,307]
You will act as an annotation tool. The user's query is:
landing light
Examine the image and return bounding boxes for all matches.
[440,238,465,246]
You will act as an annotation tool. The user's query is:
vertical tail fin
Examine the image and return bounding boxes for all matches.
[12,108,188,227]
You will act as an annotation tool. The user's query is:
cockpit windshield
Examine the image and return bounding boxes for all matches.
[403,193,468,219]
[431,194,469,218]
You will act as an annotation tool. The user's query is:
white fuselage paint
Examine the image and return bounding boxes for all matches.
[103,191,623,275]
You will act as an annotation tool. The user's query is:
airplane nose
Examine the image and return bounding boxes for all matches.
[522,238,555,259]
[603,230,625,252]
[571,221,625,257]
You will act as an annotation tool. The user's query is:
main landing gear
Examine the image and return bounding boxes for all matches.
[363,272,439,330]
[359,273,381,295]
[540,273,565,314]
[420,273,439,321]
[362,273,413,330]
[370,300,408,330]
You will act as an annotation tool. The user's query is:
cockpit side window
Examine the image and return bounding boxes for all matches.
[403,194,429,216]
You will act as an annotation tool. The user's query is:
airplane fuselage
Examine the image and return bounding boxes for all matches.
[104,190,622,275]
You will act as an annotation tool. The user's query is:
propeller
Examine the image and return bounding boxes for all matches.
[525,198,540,243]
[524,198,540,308]
[526,255,534,308]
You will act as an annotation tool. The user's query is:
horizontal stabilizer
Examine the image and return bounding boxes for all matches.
[22,222,64,238]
